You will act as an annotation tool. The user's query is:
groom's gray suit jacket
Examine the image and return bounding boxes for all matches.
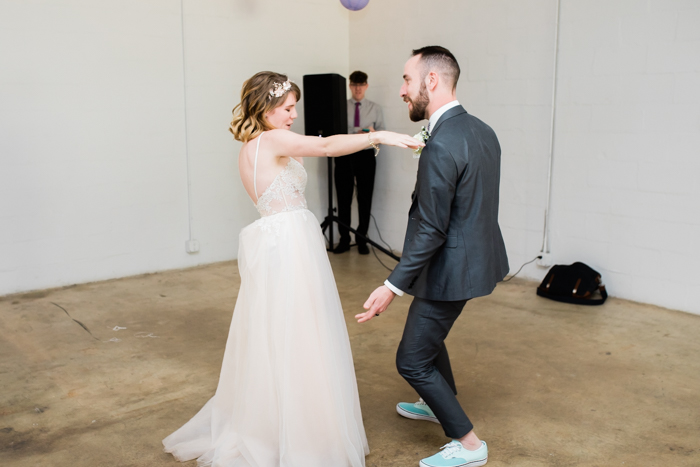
[388,105,509,301]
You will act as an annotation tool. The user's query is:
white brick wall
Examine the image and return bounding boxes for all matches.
[551,0,700,314]
[0,0,349,295]
[2,0,698,315]
[349,0,557,292]
[350,0,700,315]
[176,0,349,267]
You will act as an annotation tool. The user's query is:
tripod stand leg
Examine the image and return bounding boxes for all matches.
[322,157,334,250]
[333,218,400,262]
[320,157,399,262]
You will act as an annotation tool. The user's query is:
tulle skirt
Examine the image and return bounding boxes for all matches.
[163,209,369,466]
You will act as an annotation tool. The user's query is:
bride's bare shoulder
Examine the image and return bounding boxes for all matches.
[246,130,309,163]
[265,128,305,143]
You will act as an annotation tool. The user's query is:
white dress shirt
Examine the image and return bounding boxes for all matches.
[384,100,461,297]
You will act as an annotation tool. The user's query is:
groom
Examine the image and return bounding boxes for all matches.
[356,46,509,467]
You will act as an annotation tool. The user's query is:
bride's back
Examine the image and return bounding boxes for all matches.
[239,133,286,200]
[239,133,307,217]
[231,72,307,217]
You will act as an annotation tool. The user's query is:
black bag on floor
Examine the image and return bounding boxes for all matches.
[537,262,607,305]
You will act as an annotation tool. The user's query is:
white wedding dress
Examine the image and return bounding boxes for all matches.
[163,133,369,466]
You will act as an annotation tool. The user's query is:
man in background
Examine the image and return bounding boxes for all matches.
[334,71,385,255]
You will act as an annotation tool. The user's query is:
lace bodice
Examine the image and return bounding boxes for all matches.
[253,133,308,217]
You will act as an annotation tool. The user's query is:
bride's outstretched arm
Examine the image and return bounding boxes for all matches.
[263,129,423,159]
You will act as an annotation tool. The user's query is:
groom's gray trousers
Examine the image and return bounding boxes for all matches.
[396,296,472,438]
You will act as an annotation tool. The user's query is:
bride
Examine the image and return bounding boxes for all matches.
[162,71,423,467]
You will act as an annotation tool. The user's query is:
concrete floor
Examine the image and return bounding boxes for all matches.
[1,251,699,467]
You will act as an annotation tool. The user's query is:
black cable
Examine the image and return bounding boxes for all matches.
[502,256,541,282]
[368,213,398,271]
[363,192,538,281]
[343,180,398,270]
[370,245,395,271]
[347,175,541,280]
[370,213,394,253]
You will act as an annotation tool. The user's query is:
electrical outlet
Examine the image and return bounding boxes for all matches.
[186,240,200,254]
[537,252,552,267]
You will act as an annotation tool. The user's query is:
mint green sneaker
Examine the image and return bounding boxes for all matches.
[396,398,440,424]
[419,440,488,467]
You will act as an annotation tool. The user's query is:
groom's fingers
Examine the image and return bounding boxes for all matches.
[363,286,383,310]
[365,297,383,316]
[357,286,395,323]
[355,309,375,323]
[356,299,374,322]
[356,297,380,322]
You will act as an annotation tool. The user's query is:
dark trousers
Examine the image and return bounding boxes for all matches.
[334,149,376,246]
[396,296,473,439]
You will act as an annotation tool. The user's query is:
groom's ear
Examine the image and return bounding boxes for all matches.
[425,71,439,91]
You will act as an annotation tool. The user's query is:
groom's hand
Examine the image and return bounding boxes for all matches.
[355,285,396,323]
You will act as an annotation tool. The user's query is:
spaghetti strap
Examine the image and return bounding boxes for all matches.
[253,133,263,201]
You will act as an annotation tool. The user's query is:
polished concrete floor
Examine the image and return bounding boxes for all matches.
[1,250,699,466]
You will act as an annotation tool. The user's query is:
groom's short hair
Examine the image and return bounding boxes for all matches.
[412,46,460,90]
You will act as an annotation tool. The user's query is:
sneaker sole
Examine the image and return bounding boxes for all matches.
[396,403,441,424]
[419,457,487,467]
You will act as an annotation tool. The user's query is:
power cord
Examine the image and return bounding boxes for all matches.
[502,255,541,282]
[343,180,396,272]
[366,210,543,281]
[351,175,398,272]
[369,213,397,272]
[343,173,543,280]
[370,213,395,252]
[371,245,395,272]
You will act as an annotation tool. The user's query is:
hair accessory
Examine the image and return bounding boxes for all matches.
[269,80,292,98]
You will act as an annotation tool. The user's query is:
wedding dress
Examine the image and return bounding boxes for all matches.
[163,132,369,466]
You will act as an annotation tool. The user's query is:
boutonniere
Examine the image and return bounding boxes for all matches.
[412,126,430,159]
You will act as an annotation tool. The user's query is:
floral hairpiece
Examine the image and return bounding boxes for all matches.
[269,80,292,99]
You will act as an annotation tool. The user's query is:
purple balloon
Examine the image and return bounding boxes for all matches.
[340,0,369,11]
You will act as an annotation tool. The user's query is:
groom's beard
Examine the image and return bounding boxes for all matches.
[407,83,430,122]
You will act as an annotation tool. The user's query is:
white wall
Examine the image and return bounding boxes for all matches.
[3,0,699,315]
[179,0,348,263]
[348,0,557,283]
[0,0,349,295]
[349,0,700,315]
[551,0,700,313]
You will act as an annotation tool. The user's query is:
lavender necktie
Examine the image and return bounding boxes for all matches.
[354,102,361,128]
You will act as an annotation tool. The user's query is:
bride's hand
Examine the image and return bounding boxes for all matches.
[373,131,425,150]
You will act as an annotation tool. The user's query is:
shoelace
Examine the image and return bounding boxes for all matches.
[416,398,428,406]
[439,441,464,458]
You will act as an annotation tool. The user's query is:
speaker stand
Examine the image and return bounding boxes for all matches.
[320,157,400,262]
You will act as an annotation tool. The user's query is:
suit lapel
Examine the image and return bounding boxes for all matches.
[430,105,467,135]
[409,106,467,213]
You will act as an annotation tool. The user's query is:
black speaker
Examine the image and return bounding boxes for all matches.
[303,73,400,261]
[303,73,348,137]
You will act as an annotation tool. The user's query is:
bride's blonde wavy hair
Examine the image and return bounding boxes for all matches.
[229,71,301,143]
